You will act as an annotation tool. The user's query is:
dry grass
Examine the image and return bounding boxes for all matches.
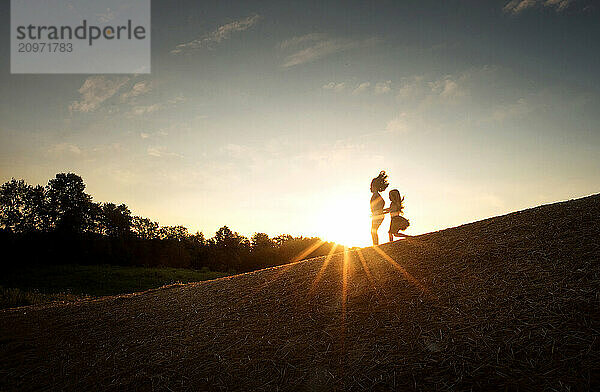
[1,194,599,391]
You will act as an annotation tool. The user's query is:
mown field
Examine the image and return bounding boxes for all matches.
[0,264,229,309]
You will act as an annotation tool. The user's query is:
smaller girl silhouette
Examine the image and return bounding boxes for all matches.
[385,189,410,242]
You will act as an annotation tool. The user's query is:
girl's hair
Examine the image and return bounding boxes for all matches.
[370,171,389,193]
[389,189,404,212]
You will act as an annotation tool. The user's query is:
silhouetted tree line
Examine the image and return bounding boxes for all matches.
[0,173,338,272]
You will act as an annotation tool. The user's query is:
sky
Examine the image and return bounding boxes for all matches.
[1,0,599,246]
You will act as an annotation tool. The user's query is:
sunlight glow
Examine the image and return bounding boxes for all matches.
[341,248,349,319]
[317,194,372,248]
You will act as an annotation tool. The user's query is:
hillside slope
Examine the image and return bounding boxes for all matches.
[1,194,599,391]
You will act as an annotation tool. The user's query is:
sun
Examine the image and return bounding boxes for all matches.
[317,195,373,248]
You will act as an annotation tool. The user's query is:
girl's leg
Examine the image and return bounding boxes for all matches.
[371,219,383,246]
[371,229,379,245]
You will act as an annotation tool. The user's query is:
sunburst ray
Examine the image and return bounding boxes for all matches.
[371,245,429,294]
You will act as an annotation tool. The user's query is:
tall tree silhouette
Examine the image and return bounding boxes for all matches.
[46,173,95,233]
[159,225,189,241]
[251,232,274,251]
[131,216,159,239]
[100,203,132,237]
[0,179,47,233]
[273,234,293,247]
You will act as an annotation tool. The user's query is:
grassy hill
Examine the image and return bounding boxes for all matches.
[1,194,598,391]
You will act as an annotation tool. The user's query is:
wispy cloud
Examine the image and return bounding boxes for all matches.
[171,14,261,54]
[544,0,575,11]
[429,77,465,99]
[322,82,346,92]
[128,103,164,116]
[386,67,498,134]
[95,8,115,23]
[395,69,490,101]
[375,80,392,95]
[140,129,170,140]
[69,76,129,113]
[120,80,153,101]
[158,121,192,135]
[322,80,393,96]
[397,76,425,99]
[278,33,328,50]
[47,142,82,156]
[352,82,371,95]
[70,75,181,117]
[126,95,185,117]
[279,34,380,67]
[492,98,534,121]
[503,0,537,13]
[503,0,577,14]
[147,146,183,158]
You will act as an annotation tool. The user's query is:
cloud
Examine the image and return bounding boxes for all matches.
[147,146,183,158]
[95,8,115,23]
[396,70,486,101]
[140,128,171,140]
[121,80,153,101]
[278,33,328,49]
[503,0,537,13]
[386,68,497,135]
[279,34,379,67]
[126,95,185,116]
[429,77,465,99]
[397,76,425,99]
[69,76,129,113]
[503,0,577,14]
[171,14,261,54]
[322,80,392,95]
[492,98,534,121]
[395,74,467,101]
[167,95,186,105]
[375,80,392,94]
[159,121,191,135]
[544,0,574,11]
[128,103,164,116]
[47,143,82,156]
[322,82,346,92]
[352,82,371,95]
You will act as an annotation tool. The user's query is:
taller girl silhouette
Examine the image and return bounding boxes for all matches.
[370,171,389,245]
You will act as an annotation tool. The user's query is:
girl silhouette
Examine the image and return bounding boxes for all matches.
[385,189,410,242]
[370,171,389,245]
